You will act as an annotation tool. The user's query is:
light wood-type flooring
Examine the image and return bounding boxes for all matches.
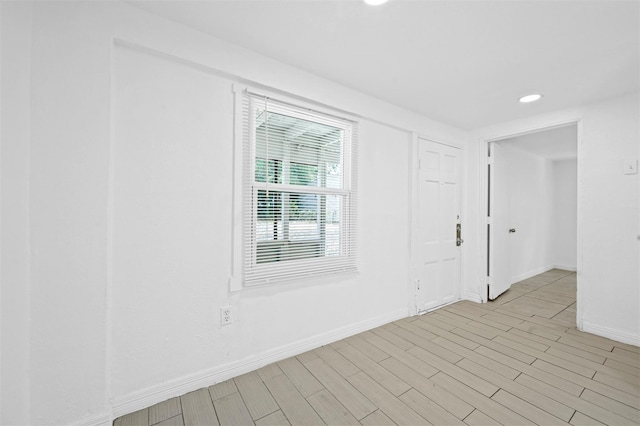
[115,270,640,425]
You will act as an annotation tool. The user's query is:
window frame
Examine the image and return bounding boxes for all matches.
[230,86,358,290]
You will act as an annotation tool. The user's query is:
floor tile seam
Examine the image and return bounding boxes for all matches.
[611,344,640,355]
[243,374,282,422]
[532,358,640,402]
[593,368,640,388]
[304,389,342,425]
[496,337,601,378]
[441,339,520,378]
[524,333,622,366]
[301,356,377,421]
[558,334,616,354]
[489,387,571,423]
[543,344,607,367]
[278,361,328,398]
[475,345,592,392]
[149,413,184,426]
[580,386,640,407]
[591,372,640,396]
[523,292,575,305]
[258,382,300,425]
[461,408,500,425]
[344,370,412,421]
[443,309,515,333]
[395,386,414,400]
[203,388,223,426]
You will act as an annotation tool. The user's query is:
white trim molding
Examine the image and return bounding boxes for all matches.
[70,412,112,426]
[582,321,640,347]
[110,307,409,421]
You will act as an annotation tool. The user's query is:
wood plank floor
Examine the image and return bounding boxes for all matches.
[115,270,640,426]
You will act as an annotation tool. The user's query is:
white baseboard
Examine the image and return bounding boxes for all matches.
[582,321,640,347]
[552,264,577,272]
[71,411,112,426]
[462,291,483,303]
[510,265,552,284]
[111,307,409,420]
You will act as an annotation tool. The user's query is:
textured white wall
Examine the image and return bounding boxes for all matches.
[497,144,554,283]
[552,159,577,270]
[1,2,467,425]
[1,2,32,425]
[580,93,639,344]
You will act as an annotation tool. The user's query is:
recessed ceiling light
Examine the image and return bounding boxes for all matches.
[519,94,543,103]
[364,0,390,5]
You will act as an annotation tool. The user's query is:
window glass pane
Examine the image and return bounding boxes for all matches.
[289,193,319,240]
[255,158,282,184]
[325,195,342,256]
[255,107,344,190]
[256,190,283,241]
[326,162,342,189]
[290,162,318,186]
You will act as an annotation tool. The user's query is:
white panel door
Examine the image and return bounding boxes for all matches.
[416,139,461,312]
[489,142,512,300]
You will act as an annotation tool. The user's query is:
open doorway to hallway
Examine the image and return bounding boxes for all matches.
[487,123,578,303]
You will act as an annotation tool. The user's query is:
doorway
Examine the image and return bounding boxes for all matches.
[485,123,579,305]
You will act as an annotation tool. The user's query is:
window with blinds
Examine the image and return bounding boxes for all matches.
[241,93,358,286]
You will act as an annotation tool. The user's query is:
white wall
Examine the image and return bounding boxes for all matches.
[471,92,640,345]
[580,93,639,344]
[1,2,33,425]
[496,143,554,282]
[0,2,467,425]
[552,159,577,270]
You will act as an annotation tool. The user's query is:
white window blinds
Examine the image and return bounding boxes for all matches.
[241,93,358,286]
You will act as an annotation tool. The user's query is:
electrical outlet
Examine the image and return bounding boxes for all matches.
[220,306,233,325]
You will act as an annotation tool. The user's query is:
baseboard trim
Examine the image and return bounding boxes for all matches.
[582,321,640,347]
[462,291,483,303]
[552,264,577,272]
[111,307,409,419]
[510,265,552,284]
[71,411,112,426]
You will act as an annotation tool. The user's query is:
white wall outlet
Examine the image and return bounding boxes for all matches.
[624,159,638,175]
[220,305,233,325]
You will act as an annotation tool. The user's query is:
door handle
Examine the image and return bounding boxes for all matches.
[509,228,516,233]
[456,223,463,246]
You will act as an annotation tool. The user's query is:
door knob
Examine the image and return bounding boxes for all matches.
[509,228,516,233]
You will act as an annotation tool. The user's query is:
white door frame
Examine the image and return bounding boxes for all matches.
[409,133,466,315]
[477,118,584,328]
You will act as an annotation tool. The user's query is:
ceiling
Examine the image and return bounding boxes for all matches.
[129,0,639,130]
[499,124,577,161]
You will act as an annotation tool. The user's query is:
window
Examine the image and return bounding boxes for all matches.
[240,92,358,286]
